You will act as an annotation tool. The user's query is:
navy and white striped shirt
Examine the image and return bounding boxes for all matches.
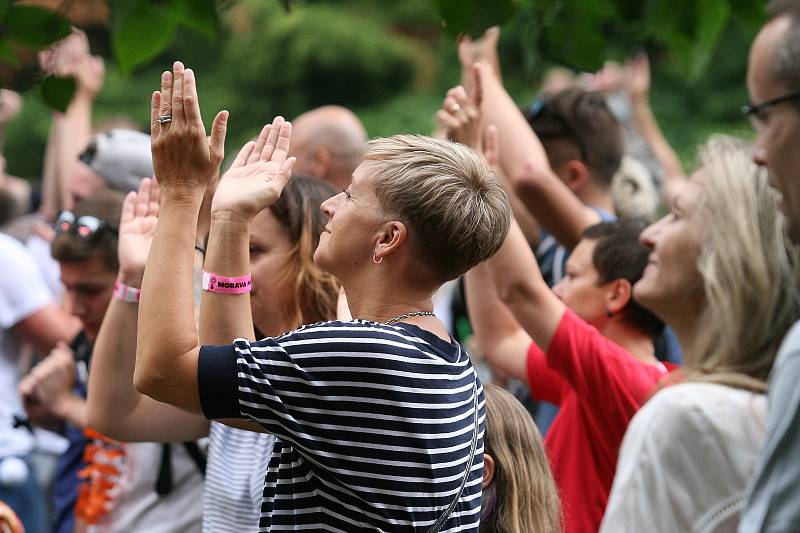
[198,320,484,532]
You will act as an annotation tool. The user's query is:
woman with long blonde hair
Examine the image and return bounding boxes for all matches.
[601,135,800,532]
[481,384,561,533]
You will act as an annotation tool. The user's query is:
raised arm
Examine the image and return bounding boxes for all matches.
[200,116,293,345]
[87,178,210,441]
[477,61,600,249]
[135,62,294,413]
[440,97,566,350]
[486,219,565,351]
[625,54,685,206]
[39,31,104,218]
[463,260,531,382]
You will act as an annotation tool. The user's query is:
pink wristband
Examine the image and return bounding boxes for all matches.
[202,271,252,294]
[113,280,141,303]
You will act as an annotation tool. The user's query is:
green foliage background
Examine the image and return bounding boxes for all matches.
[3,0,758,180]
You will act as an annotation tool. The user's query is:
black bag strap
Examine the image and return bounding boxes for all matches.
[154,441,207,496]
[183,441,207,476]
[155,443,173,495]
[425,378,480,533]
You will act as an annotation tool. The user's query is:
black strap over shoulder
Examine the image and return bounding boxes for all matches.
[154,441,207,496]
[425,378,480,533]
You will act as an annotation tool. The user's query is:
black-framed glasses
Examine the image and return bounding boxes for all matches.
[526,97,589,161]
[742,89,800,131]
[54,211,118,240]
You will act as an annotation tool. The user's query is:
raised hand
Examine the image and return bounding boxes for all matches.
[457,26,501,93]
[150,61,228,197]
[436,64,483,150]
[211,116,296,222]
[0,89,22,126]
[625,53,651,102]
[118,178,160,279]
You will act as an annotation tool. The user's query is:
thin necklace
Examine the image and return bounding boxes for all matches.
[384,311,435,325]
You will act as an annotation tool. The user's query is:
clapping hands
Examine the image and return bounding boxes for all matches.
[150,61,228,198]
[211,116,296,222]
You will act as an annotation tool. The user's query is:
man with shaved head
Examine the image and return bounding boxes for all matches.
[289,105,367,190]
[740,1,800,531]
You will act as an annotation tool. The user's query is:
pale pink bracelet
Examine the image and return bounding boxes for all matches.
[113,280,141,303]
[202,271,252,294]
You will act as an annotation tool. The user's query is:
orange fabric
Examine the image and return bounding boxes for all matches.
[75,427,127,525]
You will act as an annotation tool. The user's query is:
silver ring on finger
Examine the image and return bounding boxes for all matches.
[158,114,173,125]
[449,103,461,113]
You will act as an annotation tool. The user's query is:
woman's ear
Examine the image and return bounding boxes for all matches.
[373,221,406,263]
[482,453,496,488]
[606,278,633,315]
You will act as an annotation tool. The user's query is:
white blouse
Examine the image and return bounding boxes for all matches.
[600,382,766,533]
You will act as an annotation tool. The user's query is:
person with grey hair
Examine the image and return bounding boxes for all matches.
[134,61,510,532]
[740,1,800,531]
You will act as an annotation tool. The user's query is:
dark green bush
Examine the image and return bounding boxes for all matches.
[221,0,419,135]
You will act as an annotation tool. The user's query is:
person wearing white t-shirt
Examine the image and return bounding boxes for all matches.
[0,232,76,532]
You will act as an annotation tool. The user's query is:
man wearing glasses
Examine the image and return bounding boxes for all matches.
[740,1,800,531]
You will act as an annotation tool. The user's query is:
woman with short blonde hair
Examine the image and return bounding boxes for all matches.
[134,62,511,532]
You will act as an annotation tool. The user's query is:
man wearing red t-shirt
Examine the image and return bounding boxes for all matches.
[466,218,677,533]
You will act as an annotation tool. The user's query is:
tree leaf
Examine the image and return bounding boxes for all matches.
[112,0,178,74]
[539,0,613,71]
[688,0,730,81]
[40,76,76,113]
[434,0,520,39]
[5,5,72,48]
[729,0,766,27]
[170,0,218,38]
[0,38,17,66]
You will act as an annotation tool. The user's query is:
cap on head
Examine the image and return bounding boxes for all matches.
[80,129,153,194]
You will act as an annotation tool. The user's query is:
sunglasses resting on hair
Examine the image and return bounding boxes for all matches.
[54,211,118,240]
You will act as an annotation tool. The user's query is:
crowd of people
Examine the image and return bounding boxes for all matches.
[1,1,800,531]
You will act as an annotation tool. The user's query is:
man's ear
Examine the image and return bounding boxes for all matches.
[563,159,590,193]
[373,221,407,263]
[482,453,496,488]
[310,147,333,179]
[606,278,633,315]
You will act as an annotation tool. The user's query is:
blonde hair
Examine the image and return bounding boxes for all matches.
[363,135,511,282]
[482,384,561,533]
[687,135,800,392]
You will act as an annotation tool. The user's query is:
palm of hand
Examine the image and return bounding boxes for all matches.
[119,215,158,274]
[211,118,295,220]
[214,161,286,219]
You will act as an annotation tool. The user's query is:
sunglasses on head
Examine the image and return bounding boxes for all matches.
[54,211,118,240]
[526,97,590,162]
